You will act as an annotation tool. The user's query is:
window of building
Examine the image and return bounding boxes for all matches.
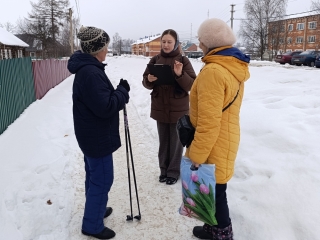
[308,22,317,29]
[288,24,293,31]
[280,25,285,32]
[30,52,36,57]
[308,36,316,43]
[4,49,8,59]
[272,25,278,33]
[8,50,12,59]
[297,23,304,30]
[279,38,284,44]
[287,37,292,44]
[296,37,303,43]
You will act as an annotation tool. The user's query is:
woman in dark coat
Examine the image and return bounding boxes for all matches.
[68,26,130,240]
[142,29,196,185]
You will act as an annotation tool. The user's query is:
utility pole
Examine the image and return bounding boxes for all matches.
[230,4,235,30]
[75,28,79,51]
[69,8,74,54]
[190,23,192,43]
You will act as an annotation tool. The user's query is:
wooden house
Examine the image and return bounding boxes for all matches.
[0,27,29,60]
[15,34,43,59]
[131,34,161,57]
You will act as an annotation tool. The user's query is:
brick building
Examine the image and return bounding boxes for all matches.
[268,13,320,53]
[131,34,161,57]
[181,42,203,58]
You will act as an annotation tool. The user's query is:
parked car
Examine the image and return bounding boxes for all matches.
[315,54,320,68]
[291,50,320,67]
[275,51,302,65]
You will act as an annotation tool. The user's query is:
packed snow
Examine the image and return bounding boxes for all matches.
[0,55,319,240]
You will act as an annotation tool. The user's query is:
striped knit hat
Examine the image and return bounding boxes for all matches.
[77,26,110,54]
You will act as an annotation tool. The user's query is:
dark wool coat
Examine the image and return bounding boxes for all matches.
[142,49,196,123]
[68,50,129,158]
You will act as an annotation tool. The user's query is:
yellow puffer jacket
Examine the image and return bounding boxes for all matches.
[185,46,250,184]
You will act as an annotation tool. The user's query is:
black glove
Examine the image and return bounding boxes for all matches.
[119,78,130,92]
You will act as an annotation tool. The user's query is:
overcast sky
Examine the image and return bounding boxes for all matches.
[0,0,313,43]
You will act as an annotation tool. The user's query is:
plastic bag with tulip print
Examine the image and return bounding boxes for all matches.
[179,156,217,226]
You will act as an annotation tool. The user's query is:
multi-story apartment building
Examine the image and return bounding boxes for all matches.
[268,13,320,53]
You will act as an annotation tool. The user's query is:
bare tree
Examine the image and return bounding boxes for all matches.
[239,0,288,60]
[311,0,320,12]
[59,16,80,56]
[121,38,134,54]
[112,33,121,55]
[0,22,16,33]
[268,20,291,58]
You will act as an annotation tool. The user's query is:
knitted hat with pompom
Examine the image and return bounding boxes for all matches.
[77,26,110,54]
[197,18,236,49]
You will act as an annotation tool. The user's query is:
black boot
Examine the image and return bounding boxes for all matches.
[193,224,213,239]
[82,227,115,239]
[104,207,113,218]
[211,223,233,240]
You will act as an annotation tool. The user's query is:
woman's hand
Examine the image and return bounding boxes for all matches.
[174,60,183,77]
[148,74,157,82]
[191,161,199,168]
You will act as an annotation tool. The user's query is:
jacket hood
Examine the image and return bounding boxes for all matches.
[67,50,106,74]
[202,46,250,83]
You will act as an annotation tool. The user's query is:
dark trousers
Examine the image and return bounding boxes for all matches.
[82,154,114,234]
[157,121,183,178]
[215,184,231,228]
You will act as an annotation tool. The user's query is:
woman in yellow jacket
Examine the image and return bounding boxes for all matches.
[185,18,250,240]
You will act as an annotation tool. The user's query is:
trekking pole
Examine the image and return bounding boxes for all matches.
[123,105,133,221]
[123,105,141,221]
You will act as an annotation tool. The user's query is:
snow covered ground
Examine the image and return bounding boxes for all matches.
[0,55,319,240]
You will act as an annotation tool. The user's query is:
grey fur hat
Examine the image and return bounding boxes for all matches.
[77,26,110,54]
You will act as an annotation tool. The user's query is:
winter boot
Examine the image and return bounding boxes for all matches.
[193,224,214,239]
[104,207,113,218]
[211,223,233,240]
[82,227,116,239]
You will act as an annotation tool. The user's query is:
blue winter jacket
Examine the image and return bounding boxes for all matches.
[67,50,129,158]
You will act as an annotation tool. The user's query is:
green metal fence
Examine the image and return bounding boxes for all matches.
[0,57,36,135]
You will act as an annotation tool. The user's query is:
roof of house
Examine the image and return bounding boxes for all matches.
[269,12,320,23]
[132,34,161,45]
[181,42,195,51]
[0,27,29,47]
[15,34,42,51]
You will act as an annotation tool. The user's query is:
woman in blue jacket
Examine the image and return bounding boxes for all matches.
[67,26,130,240]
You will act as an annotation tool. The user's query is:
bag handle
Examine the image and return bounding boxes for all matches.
[222,83,240,112]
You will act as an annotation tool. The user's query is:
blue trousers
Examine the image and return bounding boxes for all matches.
[82,154,114,234]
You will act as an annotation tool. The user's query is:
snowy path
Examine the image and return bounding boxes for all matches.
[1,56,320,240]
[66,57,201,240]
[68,101,199,240]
